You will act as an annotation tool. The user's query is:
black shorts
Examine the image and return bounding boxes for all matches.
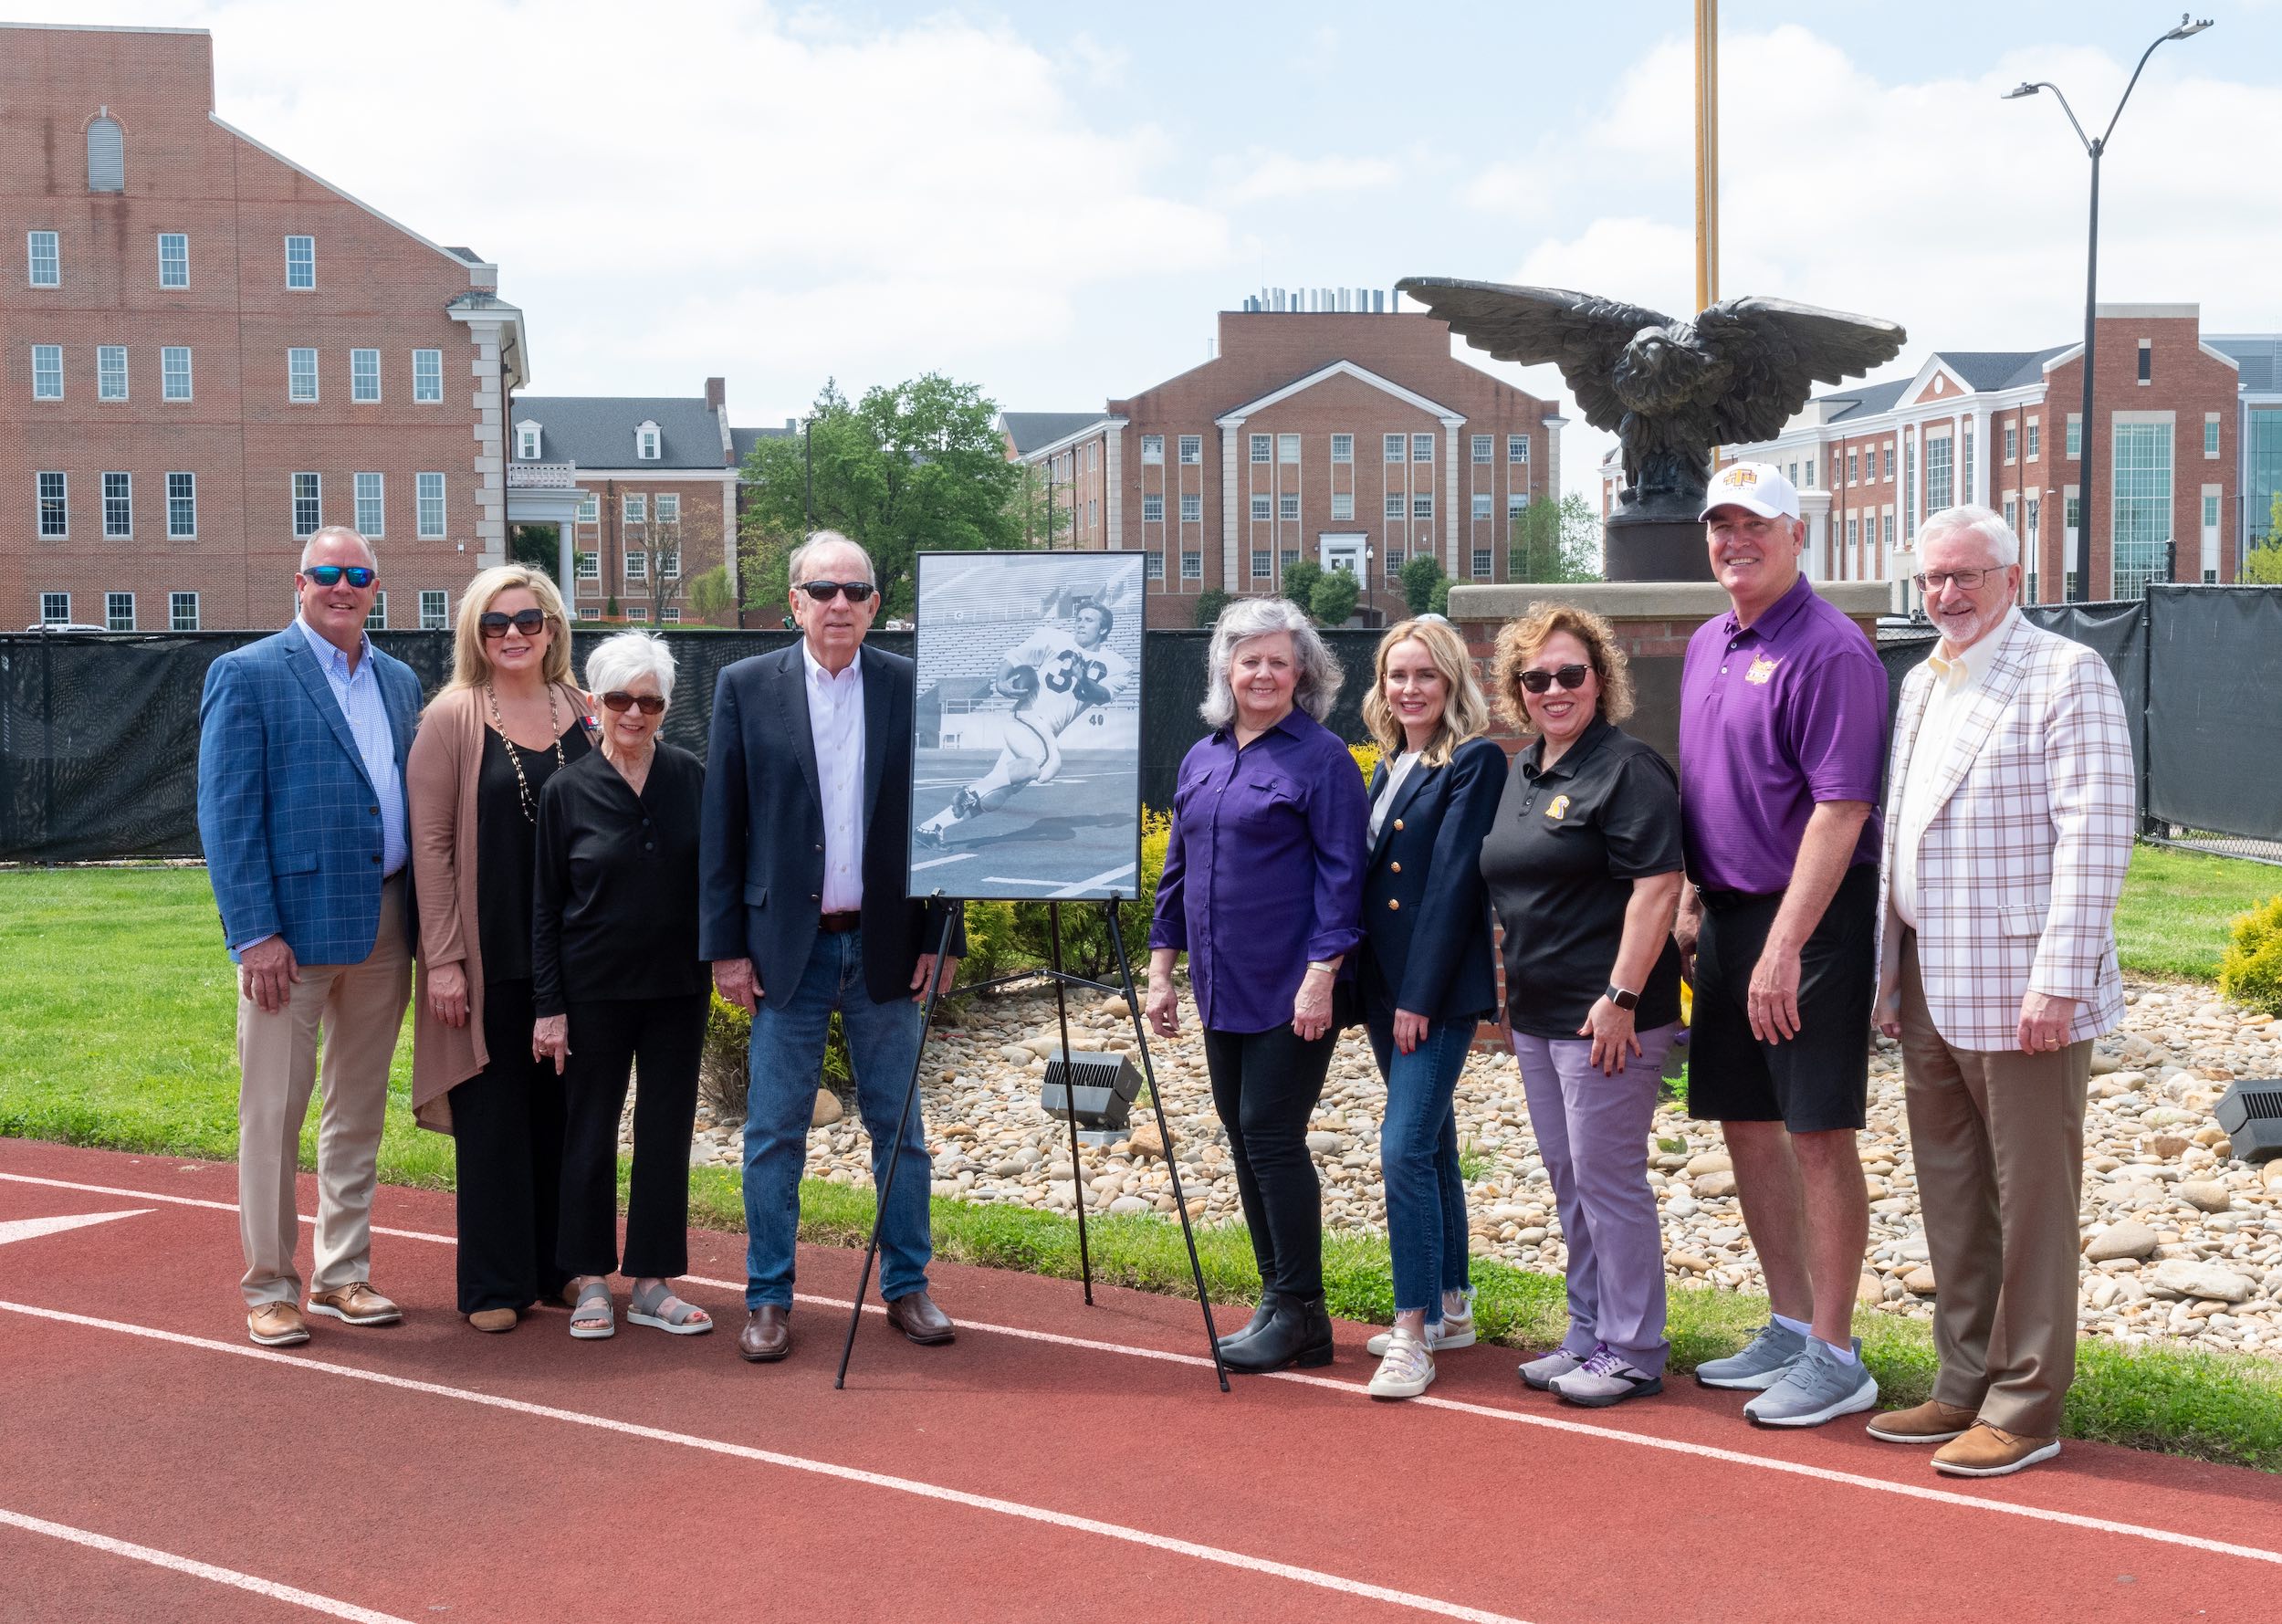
[1687,862,1877,1133]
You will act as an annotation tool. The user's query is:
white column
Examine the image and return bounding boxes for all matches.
[1104,425,1124,550]
[1971,406,1992,508]
[558,509,574,592]
[1444,421,1461,572]
[1220,424,1242,591]
[1952,412,1964,510]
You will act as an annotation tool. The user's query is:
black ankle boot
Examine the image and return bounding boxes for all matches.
[1216,1292,1283,1354]
[1220,1293,1334,1375]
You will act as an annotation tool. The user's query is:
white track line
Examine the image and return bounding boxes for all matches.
[0,1506,413,1622]
[0,1300,1528,1624]
[10,1168,2282,1570]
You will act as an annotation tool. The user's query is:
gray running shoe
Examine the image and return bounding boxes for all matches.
[1743,1336,1879,1428]
[1551,1346,1664,1409]
[1518,1349,1586,1390]
[1693,1320,1807,1390]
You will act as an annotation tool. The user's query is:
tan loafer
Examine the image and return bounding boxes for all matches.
[247,1301,310,1346]
[467,1308,519,1334]
[1932,1421,2061,1478]
[1865,1399,1978,1444]
[308,1283,402,1326]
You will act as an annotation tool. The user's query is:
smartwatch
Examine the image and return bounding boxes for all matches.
[1605,983,1638,1011]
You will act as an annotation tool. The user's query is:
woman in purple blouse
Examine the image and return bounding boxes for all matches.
[1146,597,1368,1375]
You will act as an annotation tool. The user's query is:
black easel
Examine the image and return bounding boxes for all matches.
[836,893,1228,1390]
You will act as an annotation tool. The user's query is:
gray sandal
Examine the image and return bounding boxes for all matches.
[627,1280,712,1336]
[569,1279,615,1340]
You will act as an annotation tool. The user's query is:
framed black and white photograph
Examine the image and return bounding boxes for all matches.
[908,550,1146,902]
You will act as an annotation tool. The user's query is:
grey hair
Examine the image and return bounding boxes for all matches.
[298,526,378,571]
[1918,504,2020,567]
[1200,595,1344,728]
[584,630,676,707]
[788,529,874,584]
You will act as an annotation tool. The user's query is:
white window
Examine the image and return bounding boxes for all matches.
[365,592,386,630]
[285,236,314,289]
[1140,434,1164,464]
[2001,499,2015,536]
[288,348,318,402]
[98,345,128,400]
[1508,492,1528,517]
[1144,551,1164,581]
[1250,494,1270,520]
[1330,434,1354,464]
[106,591,134,632]
[420,591,449,630]
[1472,435,1492,464]
[88,117,124,192]
[2203,492,2221,529]
[1384,491,1405,519]
[351,349,380,402]
[1278,493,1299,520]
[291,472,321,537]
[2112,419,2174,600]
[660,606,681,623]
[1251,434,1272,463]
[574,550,599,581]
[158,233,188,288]
[2026,497,2039,544]
[162,346,192,401]
[578,606,601,621]
[37,471,68,537]
[1471,548,1492,577]
[27,230,59,288]
[1508,434,1529,464]
[657,549,679,581]
[1251,550,1272,580]
[655,493,679,524]
[354,472,384,538]
[517,424,541,459]
[1412,493,1434,519]
[623,493,646,523]
[167,472,196,539]
[625,606,649,623]
[1144,493,1166,522]
[2205,415,2222,458]
[1384,434,1406,463]
[1278,434,1301,464]
[33,344,62,400]
[576,494,598,524]
[418,469,446,533]
[636,424,662,460]
[170,592,199,631]
[1385,546,1404,576]
[1471,492,1492,519]
[1280,549,1299,571]
[1849,517,1862,550]
[2064,417,2078,457]
[413,349,443,403]
[1179,550,1202,580]
[2003,425,2017,464]
[1180,492,1202,523]
[102,471,131,538]
[1178,435,1202,465]
[1330,492,1354,521]
[625,550,648,581]
[1412,434,1435,463]
[40,592,69,625]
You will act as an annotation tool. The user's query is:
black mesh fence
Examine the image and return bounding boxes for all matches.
[2141,587,2282,854]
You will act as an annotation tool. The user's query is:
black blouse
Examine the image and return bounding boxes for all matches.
[476,720,591,985]
[531,742,709,1018]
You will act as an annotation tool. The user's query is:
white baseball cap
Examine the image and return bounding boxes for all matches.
[1698,461,1800,521]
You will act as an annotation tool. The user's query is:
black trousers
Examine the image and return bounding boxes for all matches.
[1200,1023,1338,1299]
[557,991,707,1281]
[449,978,570,1315]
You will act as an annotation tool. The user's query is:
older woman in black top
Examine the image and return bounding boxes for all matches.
[1479,602,1685,1409]
[532,632,713,1340]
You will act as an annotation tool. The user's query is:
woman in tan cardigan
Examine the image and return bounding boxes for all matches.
[409,565,593,1333]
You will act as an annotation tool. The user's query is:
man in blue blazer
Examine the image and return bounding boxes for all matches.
[700,530,963,1364]
[196,527,422,1348]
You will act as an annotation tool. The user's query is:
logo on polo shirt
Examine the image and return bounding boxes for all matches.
[1545,794,1570,821]
[1744,654,1780,685]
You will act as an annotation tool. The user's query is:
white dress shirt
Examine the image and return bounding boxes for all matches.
[295,614,407,876]
[1893,608,2015,929]
[802,642,867,913]
[1368,750,1420,845]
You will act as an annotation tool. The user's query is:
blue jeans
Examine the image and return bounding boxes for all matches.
[741,928,931,1309]
[1365,1001,1477,1318]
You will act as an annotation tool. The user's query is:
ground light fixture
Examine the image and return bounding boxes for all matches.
[1039,1048,1145,1141]
[2215,1081,2282,1164]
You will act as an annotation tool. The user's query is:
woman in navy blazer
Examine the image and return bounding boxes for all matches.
[1355,618,1505,1399]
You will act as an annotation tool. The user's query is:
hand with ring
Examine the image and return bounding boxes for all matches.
[2016,990,2078,1056]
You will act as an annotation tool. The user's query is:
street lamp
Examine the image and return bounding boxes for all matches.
[2005,13,2211,602]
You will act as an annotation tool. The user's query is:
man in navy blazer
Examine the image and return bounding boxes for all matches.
[196,527,421,1348]
[700,530,964,1363]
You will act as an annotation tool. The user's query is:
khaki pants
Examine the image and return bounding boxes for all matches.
[236,877,411,1308]
[1899,934,2090,1437]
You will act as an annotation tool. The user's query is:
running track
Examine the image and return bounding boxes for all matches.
[3,1138,2277,1624]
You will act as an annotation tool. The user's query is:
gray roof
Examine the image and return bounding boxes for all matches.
[1000,411,1109,456]
[730,421,799,463]
[1818,379,1910,423]
[1813,345,2072,424]
[2207,334,2280,392]
[509,395,729,470]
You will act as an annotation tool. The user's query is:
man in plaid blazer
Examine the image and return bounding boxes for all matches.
[1867,505,2132,1478]
[196,527,423,1348]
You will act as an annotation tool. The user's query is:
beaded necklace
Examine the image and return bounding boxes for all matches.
[485,680,563,825]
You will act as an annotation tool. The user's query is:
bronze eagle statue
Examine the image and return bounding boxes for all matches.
[1395,278,1906,519]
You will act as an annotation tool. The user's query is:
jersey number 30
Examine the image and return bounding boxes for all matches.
[1042,650,1108,694]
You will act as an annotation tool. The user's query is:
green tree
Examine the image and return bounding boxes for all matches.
[1510,493,1605,583]
[738,375,1027,617]
[508,522,560,580]
[1193,587,1232,628]
[686,565,735,622]
[1428,576,1452,616]
[1309,570,1359,626]
[1398,553,1444,616]
[1009,460,1073,550]
[2244,495,2282,584]
[1282,558,1324,613]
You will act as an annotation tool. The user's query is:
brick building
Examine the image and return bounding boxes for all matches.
[1618,305,2281,605]
[4,23,527,632]
[1006,304,1566,627]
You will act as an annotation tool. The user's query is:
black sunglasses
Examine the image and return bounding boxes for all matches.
[303,565,374,589]
[1518,663,1592,694]
[478,608,550,638]
[600,690,665,716]
[796,579,876,603]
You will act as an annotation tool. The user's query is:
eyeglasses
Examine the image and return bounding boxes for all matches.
[303,565,374,589]
[1517,663,1591,694]
[1911,567,2004,592]
[599,690,665,716]
[795,579,877,603]
[478,608,550,638]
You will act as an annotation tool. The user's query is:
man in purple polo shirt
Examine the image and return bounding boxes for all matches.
[1677,461,1888,1430]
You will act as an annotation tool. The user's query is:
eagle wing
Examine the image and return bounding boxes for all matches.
[1692,299,1907,445]
[1395,278,1672,435]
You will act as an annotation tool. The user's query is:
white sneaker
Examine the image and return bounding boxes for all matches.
[1366,1291,1475,1356]
[1366,1327,1437,1399]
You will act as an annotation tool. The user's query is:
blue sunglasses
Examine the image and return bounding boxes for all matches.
[304,565,375,588]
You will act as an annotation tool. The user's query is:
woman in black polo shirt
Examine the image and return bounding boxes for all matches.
[1480,603,1685,1409]
[531,632,713,1342]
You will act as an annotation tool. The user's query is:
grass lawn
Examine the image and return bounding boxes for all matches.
[5,861,2280,1471]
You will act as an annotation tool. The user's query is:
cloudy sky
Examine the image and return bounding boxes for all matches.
[36,1,2282,495]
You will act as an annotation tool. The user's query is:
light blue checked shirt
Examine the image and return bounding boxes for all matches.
[296,615,408,876]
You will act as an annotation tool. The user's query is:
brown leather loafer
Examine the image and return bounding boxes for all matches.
[885,1290,956,1346]
[738,1304,790,1363]
[308,1283,402,1326]
[1865,1399,1978,1444]
[1932,1422,2061,1477]
[247,1301,310,1346]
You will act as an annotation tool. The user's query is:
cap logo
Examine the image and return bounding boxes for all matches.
[1725,467,1758,487]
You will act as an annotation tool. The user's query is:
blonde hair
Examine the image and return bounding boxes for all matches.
[448,566,573,691]
[1490,601,1635,734]
[1362,618,1490,768]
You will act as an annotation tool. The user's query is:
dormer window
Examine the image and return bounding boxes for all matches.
[515,421,541,459]
[635,421,662,461]
[88,111,124,193]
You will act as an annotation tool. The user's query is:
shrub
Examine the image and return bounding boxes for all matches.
[1309,570,1358,626]
[1428,576,1451,616]
[960,897,1030,986]
[697,992,851,1119]
[1348,741,1380,783]
[1399,553,1443,616]
[1192,588,1231,629]
[1010,809,1170,980]
[2219,894,2282,1016]
[1282,559,1324,612]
